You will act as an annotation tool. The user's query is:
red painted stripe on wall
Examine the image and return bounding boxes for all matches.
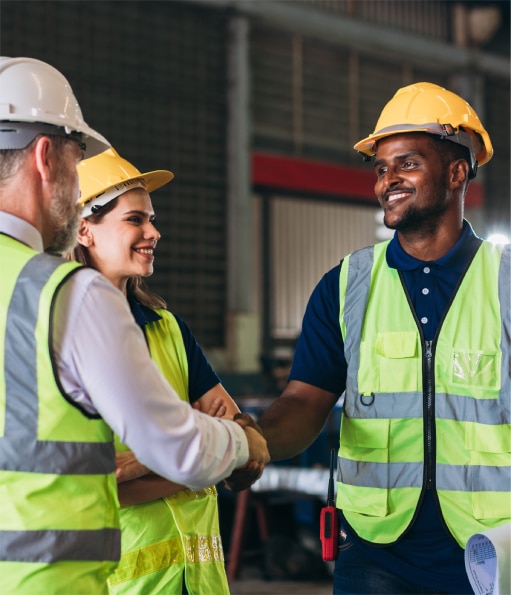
[252,152,483,207]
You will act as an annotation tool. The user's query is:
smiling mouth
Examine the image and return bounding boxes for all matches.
[134,248,154,255]
[386,191,411,205]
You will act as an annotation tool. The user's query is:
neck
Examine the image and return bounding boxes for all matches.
[398,221,464,261]
[104,274,128,296]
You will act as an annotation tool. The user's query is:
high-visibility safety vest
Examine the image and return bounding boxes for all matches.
[108,310,229,595]
[0,234,120,595]
[337,239,511,547]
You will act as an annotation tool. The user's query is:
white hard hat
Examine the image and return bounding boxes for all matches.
[0,56,110,157]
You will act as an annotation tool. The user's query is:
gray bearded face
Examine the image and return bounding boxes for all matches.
[45,158,82,255]
[45,199,82,255]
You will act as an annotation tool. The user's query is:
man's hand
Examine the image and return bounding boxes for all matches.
[115,451,151,483]
[223,460,264,492]
[223,413,269,491]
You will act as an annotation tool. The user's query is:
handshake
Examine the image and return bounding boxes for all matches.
[115,411,270,495]
[226,412,269,492]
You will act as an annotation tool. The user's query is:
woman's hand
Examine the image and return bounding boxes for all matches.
[192,397,227,418]
[192,383,241,419]
[115,450,151,483]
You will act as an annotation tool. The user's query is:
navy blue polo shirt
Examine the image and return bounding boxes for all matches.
[289,220,482,593]
[127,296,220,404]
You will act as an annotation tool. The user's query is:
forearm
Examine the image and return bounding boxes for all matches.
[117,474,185,507]
[260,404,319,460]
[259,381,338,461]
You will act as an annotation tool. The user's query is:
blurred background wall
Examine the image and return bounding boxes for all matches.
[2,0,509,387]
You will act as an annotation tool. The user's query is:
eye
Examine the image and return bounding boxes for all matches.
[375,166,387,177]
[127,216,142,224]
[402,160,416,169]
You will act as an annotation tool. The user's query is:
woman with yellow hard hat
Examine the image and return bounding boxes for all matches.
[70,147,236,595]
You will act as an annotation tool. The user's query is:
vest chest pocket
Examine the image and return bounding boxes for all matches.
[370,332,419,393]
[452,350,501,393]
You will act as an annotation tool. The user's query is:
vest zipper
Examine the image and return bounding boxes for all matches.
[424,340,435,489]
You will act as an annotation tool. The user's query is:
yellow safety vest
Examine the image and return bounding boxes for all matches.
[108,309,229,595]
[337,240,511,547]
[0,234,120,594]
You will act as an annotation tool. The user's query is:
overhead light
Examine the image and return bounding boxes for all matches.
[487,232,510,245]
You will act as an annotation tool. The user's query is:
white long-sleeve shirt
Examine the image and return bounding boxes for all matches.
[0,211,249,489]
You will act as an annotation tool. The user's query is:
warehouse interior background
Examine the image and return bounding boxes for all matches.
[2,1,509,586]
[2,0,510,392]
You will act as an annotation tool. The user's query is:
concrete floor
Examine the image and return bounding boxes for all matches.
[229,566,332,595]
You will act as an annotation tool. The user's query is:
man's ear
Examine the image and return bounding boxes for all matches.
[449,159,470,189]
[77,219,93,247]
[33,136,54,183]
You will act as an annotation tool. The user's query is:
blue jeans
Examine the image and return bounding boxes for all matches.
[333,537,452,595]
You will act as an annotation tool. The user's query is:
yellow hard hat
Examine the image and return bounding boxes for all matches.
[354,82,493,176]
[78,148,174,217]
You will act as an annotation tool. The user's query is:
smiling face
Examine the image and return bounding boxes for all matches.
[373,133,460,237]
[78,189,160,293]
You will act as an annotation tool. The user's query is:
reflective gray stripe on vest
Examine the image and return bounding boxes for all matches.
[343,391,423,419]
[343,246,374,398]
[2,252,114,474]
[437,463,511,492]
[345,391,510,424]
[436,392,511,425]
[0,528,120,563]
[339,457,511,492]
[338,457,423,489]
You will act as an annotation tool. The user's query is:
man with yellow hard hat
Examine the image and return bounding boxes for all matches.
[230,82,510,593]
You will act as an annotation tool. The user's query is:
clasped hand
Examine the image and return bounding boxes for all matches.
[224,412,269,492]
[114,410,270,492]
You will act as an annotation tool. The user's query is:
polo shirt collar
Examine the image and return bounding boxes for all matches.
[386,219,481,273]
[127,293,162,327]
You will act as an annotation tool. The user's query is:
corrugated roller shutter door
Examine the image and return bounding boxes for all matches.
[2,1,229,348]
[271,197,377,339]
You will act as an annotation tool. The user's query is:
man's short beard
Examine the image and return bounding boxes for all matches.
[385,201,449,236]
[45,191,82,256]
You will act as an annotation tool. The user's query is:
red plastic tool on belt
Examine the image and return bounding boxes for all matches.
[320,448,339,561]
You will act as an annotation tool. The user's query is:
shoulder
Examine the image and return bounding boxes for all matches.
[57,267,135,330]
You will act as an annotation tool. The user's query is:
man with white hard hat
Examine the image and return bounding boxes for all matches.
[0,56,269,594]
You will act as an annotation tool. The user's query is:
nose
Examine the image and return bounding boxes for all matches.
[145,221,161,242]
